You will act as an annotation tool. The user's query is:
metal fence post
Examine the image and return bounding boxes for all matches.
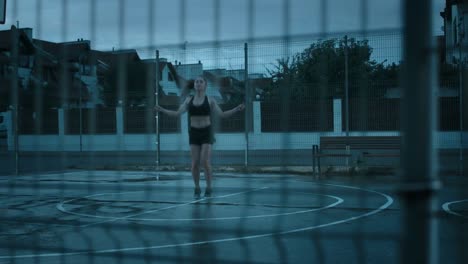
[459,31,464,176]
[344,35,350,167]
[401,0,440,263]
[155,50,161,169]
[11,25,19,176]
[79,67,83,152]
[312,144,318,177]
[244,43,249,168]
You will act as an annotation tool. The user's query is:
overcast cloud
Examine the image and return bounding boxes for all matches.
[0,0,446,52]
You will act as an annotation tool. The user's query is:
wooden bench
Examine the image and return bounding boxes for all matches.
[312,136,401,175]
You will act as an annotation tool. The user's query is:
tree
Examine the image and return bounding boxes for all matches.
[265,56,298,99]
[265,37,399,101]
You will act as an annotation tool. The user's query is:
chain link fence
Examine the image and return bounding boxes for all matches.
[0,0,467,263]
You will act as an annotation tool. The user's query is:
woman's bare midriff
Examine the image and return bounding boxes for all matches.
[190,116,211,128]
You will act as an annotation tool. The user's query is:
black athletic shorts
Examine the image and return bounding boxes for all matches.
[189,126,215,145]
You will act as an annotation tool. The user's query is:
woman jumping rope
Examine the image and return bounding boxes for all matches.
[154,76,245,199]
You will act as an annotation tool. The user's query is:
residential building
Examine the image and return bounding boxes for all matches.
[0,26,268,111]
[0,26,91,110]
[441,0,468,64]
[440,0,468,131]
[34,38,98,108]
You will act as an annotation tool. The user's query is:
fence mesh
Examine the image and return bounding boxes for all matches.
[0,0,467,263]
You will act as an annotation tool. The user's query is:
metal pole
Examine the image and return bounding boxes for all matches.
[401,0,439,263]
[244,43,249,168]
[155,50,160,168]
[344,35,349,138]
[11,26,19,176]
[344,35,350,166]
[312,145,318,177]
[458,31,464,176]
[79,68,82,152]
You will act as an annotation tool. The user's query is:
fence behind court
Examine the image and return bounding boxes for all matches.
[0,0,466,264]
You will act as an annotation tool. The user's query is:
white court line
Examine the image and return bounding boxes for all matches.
[111,194,343,221]
[60,193,343,222]
[442,199,468,218]
[1,182,394,260]
[57,187,269,227]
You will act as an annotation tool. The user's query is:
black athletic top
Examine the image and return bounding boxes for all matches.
[188,96,211,116]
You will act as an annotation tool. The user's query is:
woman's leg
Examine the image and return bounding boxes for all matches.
[200,143,213,194]
[190,144,201,193]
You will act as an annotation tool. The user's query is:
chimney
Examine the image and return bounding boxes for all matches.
[22,28,33,39]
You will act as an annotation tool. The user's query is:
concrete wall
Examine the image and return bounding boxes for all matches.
[5,99,467,151]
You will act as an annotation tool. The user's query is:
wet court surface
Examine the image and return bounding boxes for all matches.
[0,171,466,263]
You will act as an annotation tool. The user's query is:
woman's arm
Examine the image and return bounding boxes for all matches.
[155,97,190,117]
[210,97,245,118]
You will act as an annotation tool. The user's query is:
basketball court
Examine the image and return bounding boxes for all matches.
[0,170,466,263]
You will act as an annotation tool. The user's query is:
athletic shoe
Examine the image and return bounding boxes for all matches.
[194,187,201,199]
[204,188,212,197]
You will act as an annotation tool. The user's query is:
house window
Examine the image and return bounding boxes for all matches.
[42,70,48,81]
[42,67,55,82]
[0,64,6,76]
[83,65,92,75]
[19,55,30,68]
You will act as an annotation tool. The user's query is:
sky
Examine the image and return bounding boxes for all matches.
[0,0,447,73]
[0,0,447,51]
